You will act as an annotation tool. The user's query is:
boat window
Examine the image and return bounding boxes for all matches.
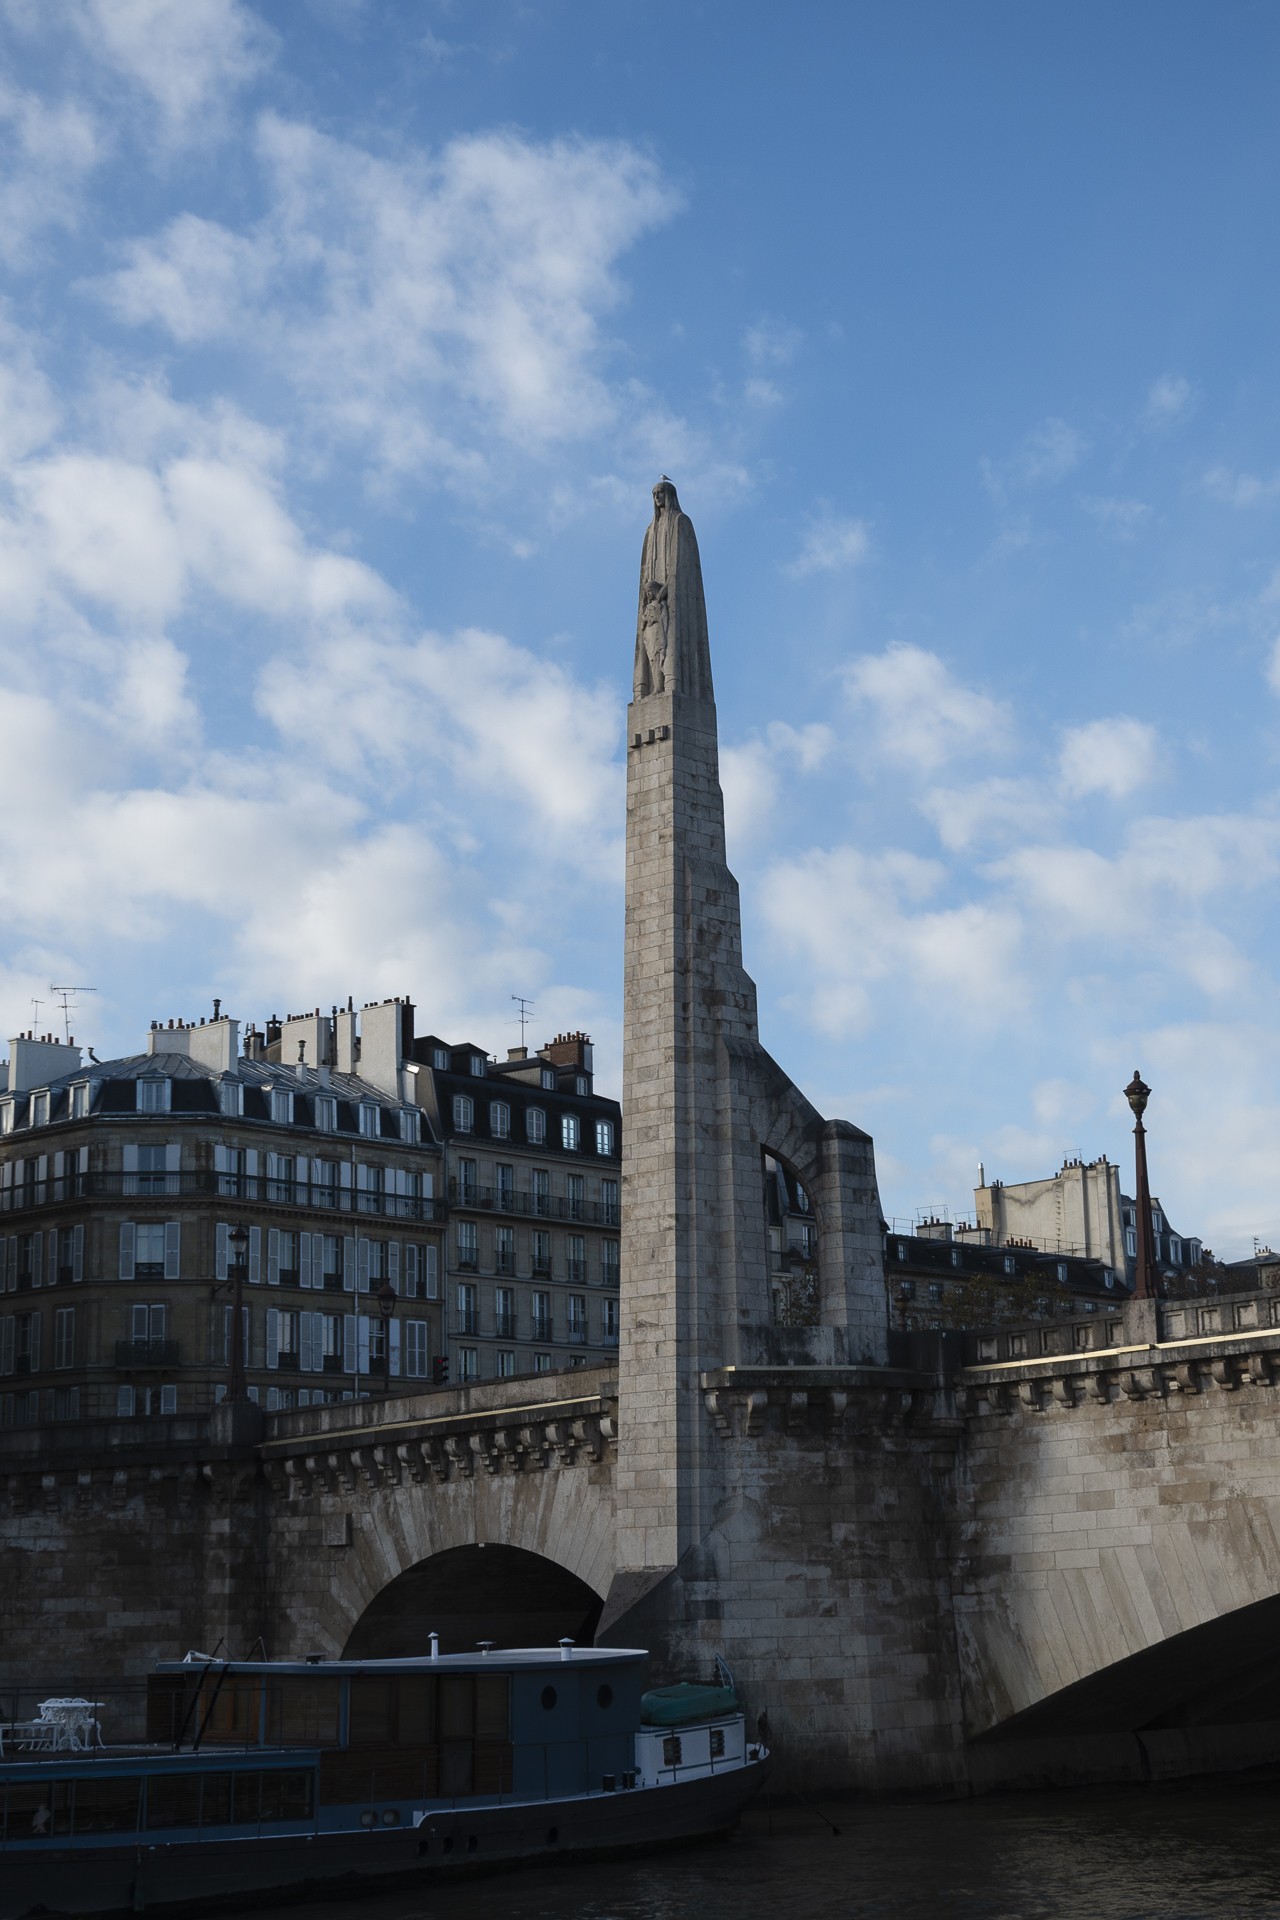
[396,1674,438,1746]
[146,1773,204,1830]
[146,1672,188,1744]
[266,1676,341,1747]
[348,1676,395,1747]
[540,1686,557,1711]
[596,1685,613,1710]
[72,1775,142,1834]
[198,1676,262,1745]
[3,1780,72,1839]
[710,1728,726,1758]
[662,1735,682,1767]
[199,1774,234,1825]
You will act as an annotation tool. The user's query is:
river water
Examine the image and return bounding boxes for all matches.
[235,1784,1280,1920]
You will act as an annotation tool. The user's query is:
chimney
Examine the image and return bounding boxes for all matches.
[540,1030,594,1075]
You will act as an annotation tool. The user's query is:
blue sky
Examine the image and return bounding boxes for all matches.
[3,1,1280,1255]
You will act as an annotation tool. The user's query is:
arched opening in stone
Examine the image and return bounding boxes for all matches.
[763,1149,819,1326]
[342,1545,604,1659]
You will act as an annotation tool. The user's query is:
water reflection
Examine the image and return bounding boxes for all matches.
[232,1784,1280,1920]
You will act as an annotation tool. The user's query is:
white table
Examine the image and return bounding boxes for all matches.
[32,1698,103,1751]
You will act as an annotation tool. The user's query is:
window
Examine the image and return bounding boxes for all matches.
[359,1104,379,1139]
[1003,1256,1017,1275]
[404,1320,430,1378]
[470,1055,486,1077]
[136,1078,170,1114]
[532,1290,552,1341]
[271,1090,294,1126]
[534,1352,552,1374]
[269,1155,296,1204]
[490,1101,510,1139]
[603,1298,619,1342]
[602,1178,619,1225]
[495,1226,515,1276]
[29,1093,48,1127]
[541,1068,556,1090]
[495,1164,513,1208]
[0,1101,12,1133]
[136,1144,172,1195]
[312,1159,337,1208]
[602,1240,620,1286]
[136,1223,167,1276]
[495,1286,515,1338]
[1125,1228,1137,1258]
[314,1095,336,1132]
[457,1221,478,1270]
[69,1082,89,1120]
[404,1243,438,1300]
[567,1174,585,1220]
[561,1115,580,1152]
[1170,1238,1182,1265]
[532,1230,551,1275]
[527,1108,546,1145]
[662,1735,682,1768]
[567,1234,586,1285]
[710,1727,726,1759]
[927,1284,943,1304]
[531,1168,550,1215]
[54,1307,75,1368]
[431,1048,449,1071]
[319,1235,341,1288]
[454,1346,477,1381]
[575,1076,588,1097]
[117,1385,136,1418]
[278,1231,301,1283]
[400,1108,420,1145]
[453,1095,474,1133]
[457,1157,477,1203]
[1056,1262,1068,1282]
[496,1350,515,1378]
[457,1282,478,1335]
[58,1226,83,1285]
[567,1294,587,1343]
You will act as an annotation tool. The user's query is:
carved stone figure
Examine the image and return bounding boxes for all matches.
[633,476,714,701]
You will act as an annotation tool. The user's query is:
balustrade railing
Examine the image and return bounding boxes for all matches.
[447,1182,618,1227]
[0,1172,446,1224]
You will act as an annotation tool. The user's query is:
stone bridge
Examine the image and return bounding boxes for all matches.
[9,1292,1280,1792]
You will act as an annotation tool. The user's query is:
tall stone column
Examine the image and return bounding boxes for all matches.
[613,479,887,1604]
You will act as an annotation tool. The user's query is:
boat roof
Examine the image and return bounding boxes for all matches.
[154,1647,646,1677]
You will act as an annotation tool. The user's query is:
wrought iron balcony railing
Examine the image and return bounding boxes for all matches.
[0,1171,446,1224]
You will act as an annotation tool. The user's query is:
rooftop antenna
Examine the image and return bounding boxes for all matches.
[50,984,97,1045]
[29,996,43,1030]
[511,994,534,1048]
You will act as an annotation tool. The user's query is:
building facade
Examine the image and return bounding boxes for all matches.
[972,1154,1202,1289]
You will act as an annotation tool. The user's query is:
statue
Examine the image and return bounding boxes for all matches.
[633,477,714,702]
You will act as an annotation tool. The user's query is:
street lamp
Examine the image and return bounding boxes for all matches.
[376,1279,397,1395]
[226,1223,249,1403]
[1124,1070,1158,1303]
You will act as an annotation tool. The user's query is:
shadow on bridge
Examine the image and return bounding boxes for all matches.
[973,1591,1280,1787]
[342,1544,604,1659]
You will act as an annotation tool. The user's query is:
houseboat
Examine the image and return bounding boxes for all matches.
[0,1643,768,1917]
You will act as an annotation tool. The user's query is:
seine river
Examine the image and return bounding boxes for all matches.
[238,1785,1280,1920]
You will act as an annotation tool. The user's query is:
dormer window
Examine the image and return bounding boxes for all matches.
[432,1048,449,1071]
[595,1119,614,1156]
[69,1082,90,1120]
[271,1090,294,1126]
[561,1115,580,1151]
[575,1076,588,1097]
[452,1095,474,1133]
[490,1101,510,1139]
[29,1093,49,1128]
[219,1081,244,1118]
[137,1078,171,1114]
[0,1101,12,1135]
[400,1109,420,1145]
[526,1107,546,1145]
[359,1103,379,1138]
[470,1055,485,1077]
[541,1068,555,1091]
[314,1095,336,1132]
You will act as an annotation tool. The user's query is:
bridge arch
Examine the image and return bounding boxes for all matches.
[343,1543,605,1657]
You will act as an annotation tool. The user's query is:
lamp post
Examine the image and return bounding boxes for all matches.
[226,1223,249,1404]
[1124,1070,1158,1302]
[376,1279,397,1395]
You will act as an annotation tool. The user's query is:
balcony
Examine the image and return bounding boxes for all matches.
[495,1252,516,1276]
[447,1181,618,1226]
[0,1171,446,1224]
[115,1339,181,1368]
[456,1312,478,1337]
[494,1315,516,1340]
[565,1261,587,1286]
[531,1322,552,1343]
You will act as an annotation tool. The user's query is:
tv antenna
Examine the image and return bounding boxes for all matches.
[50,984,97,1044]
[29,995,43,1030]
[511,994,535,1047]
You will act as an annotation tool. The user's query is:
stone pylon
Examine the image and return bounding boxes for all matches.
[608,478,887,1619]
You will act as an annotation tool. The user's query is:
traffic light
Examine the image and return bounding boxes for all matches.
[431,1356,449,1385]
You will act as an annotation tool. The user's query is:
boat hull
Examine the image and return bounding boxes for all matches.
[1,1761,768,1919]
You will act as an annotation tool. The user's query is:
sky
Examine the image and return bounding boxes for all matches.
[2,1,1280,1256]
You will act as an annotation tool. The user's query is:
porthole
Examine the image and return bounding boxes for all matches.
[381,1809,400,1826]
[597,1684,613,1709]
[541,1685,557,1710]
[360,1810,376,1828]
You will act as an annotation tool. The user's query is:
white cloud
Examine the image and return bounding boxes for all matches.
[843,643,1010,773]
[96,118,680,484]
[1203,465,1280,508]
[982,416,1088,500]
[919,777,1058,852]
[720,721,834,848]
[786,513,870,578]
[1058,717,1158,800]
[0,79,103,262]
[70,0,272,136]
[1144,373,1192,427]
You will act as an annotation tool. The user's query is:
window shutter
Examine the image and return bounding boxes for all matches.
[244,1148,259,1179]
[119,1222,136,1282]
[267,1228,281,1286]
[77,1146,88,1175]
[47,1229,57,1283]
[404,1245,419,1293]
[4,1239,14,1292]
[123,1144,139,1196]
[313,1233,326,1285]
[53,1151,64,1183]
[388,1242,400,1291]
[165,1143,181,1175]
[299,1235,313,1290]
[343,1237,356,1293]
[357,1238,370,1293]
[299,1310,315,1373]
[30,1234,42,1288]
[356,1314,371,1374]
[343,1314,357,1373]
[389,1320,401,1378]
[424,1245,438,1299]
[339,1162,353,1207]
[0,1317,13,1373]
[249,1225,262,1285]
[35,1154,48,1188]
[29,1314,40,1372]
[215,1222,229,1283]
[266,1307,280,1370]
[164,1221,181,1280]
[72,1224,84,1283]
[294,1155,309,1190]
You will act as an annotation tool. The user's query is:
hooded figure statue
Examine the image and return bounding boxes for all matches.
[633,477,714,702]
